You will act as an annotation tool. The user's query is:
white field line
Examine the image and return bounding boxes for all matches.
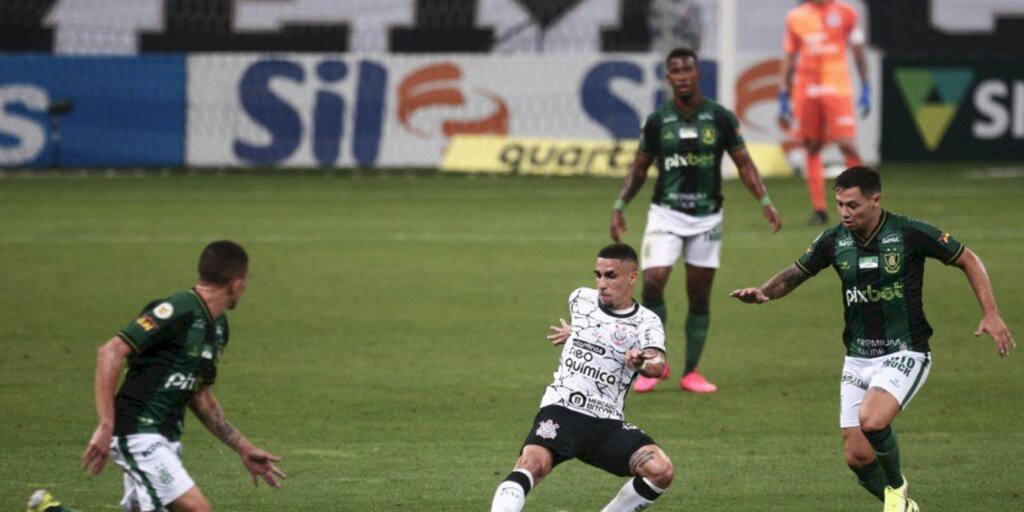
[1,229,1021,245]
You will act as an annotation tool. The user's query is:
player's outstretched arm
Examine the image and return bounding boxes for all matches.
[189,387,287,488]
[611,152,652,242]
[82,336,133,476]
[730,264,810,304]
[951,248,1016,357]
[729,146,781,233]
[626,348,666,378]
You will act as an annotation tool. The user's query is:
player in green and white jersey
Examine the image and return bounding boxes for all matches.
[63,241,285,512]
[611,47,781,394]
[731,166,1015,511]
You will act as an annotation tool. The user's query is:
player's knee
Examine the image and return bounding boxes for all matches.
[643,458,675,489]
[843,446,874,469]
[687,296,710,313]
[803,140,823,153]
[641,290,664,305]
[514,450,551,481]
[637,451,674,489]
[649,459,675,489]
[858,416,890,433]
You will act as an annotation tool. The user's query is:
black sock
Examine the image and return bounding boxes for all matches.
[632,476,662,501]
[503,470,533,496]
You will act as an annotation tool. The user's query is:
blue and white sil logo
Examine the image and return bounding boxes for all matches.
[0,84,49,166]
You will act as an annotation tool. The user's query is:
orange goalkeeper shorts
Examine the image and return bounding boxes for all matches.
[791,91,857,141]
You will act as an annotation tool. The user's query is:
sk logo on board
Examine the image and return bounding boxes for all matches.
[536,420,559,439]
[884,253,901,274]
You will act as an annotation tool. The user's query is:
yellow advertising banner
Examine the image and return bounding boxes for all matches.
[442,135,794,178]
[442,135,638,177]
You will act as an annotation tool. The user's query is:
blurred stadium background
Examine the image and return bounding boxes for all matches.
[1,1,1022,511]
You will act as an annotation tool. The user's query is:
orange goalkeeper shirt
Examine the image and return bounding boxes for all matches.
[784,0,863,97]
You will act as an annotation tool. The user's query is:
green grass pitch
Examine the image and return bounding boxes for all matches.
[1,164,1021,511]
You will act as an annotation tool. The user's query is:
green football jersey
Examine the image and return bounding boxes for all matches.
[796,210,964,357]
[115,289,228,441]
[637,98,745,216]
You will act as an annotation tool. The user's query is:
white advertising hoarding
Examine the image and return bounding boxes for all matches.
[186,52,880,169]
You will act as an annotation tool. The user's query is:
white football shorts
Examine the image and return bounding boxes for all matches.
[640,204,723,270]
[839,351,932,428]
[110,434,195,511]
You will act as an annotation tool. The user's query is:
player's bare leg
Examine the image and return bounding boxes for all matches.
[803,139,829,224]
[168,486,213,512]
[490,445,552,512]
[842,427,886,501]
[633,267,673,392]
[601,444,673,511]
[859,388,916,510]
[834,137,863,168]
[680,264,716,392]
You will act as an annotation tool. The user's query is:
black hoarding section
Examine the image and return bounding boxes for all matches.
[867,0,1024,58]
[602,0,652,52]
[141,0,349,52]
[390,0,492,52]
[0,0,56,51]
[882,58,1024,161]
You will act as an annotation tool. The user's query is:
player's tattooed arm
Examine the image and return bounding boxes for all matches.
[761,264,810,300]
[189,386,243,450]
[190,387,287,488]
[628,447,656,475]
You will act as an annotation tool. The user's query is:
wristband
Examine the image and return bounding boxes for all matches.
[759,195,773,207]
[613,198,627,211]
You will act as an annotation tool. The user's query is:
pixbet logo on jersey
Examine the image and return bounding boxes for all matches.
[844,282,904,306]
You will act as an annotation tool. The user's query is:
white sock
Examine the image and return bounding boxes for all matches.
[490,469,533,512]
[601,476,665,512]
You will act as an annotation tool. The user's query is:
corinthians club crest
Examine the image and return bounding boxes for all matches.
[884,252,901,274]
[536,420,559,439]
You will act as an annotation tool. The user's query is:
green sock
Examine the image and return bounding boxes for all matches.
[643,297,667,325]
[853,459,886,501]
[684,310,710,374]
[863,426,904,488]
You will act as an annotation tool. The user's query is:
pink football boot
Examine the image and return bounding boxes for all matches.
[632,363,671,393]
[680,370,717,393]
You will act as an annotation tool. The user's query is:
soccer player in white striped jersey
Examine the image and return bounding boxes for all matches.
[490,243,674,512]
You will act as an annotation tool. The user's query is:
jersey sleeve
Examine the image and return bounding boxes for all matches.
[845,4,865,45]
[795,229,836,275]
[720,108,745,150]
[637,114,660,156]
[117,297,187,354]
[905,222,965,265]
[783,11,800,53]
[640,313,667,354]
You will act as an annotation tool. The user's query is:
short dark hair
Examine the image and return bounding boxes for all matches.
[835,166,882,195]
[198,240,249,285]
[597,243,638,264]
[666,47,699,67]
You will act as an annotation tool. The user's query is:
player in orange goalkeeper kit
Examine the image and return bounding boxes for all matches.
[780,0,870,225]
